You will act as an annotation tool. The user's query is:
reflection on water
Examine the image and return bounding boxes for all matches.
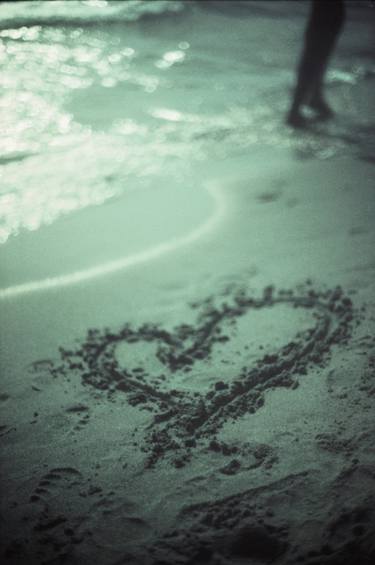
[0,0,374,243]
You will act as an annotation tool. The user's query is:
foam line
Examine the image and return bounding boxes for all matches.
[0,182,226,300]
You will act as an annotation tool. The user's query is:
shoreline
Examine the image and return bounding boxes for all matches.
[0,180,226,300]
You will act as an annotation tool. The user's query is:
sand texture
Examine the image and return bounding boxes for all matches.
[1,151,375,565]
[1,1,375,564]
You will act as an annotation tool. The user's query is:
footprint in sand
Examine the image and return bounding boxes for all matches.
[29,466,82,505]
[12,467,87,563]
[64,403,91,431]
[25,466,148,563]
[87,496,151,549]
[150,473,300,565]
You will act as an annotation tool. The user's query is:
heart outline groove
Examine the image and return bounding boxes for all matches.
[44,284,354,468]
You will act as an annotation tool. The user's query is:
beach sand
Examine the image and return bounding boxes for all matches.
[1,148,375,565]
[1,1,375,564]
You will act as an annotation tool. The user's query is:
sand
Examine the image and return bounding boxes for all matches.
[1,147,375,565]
[1,1,375,563]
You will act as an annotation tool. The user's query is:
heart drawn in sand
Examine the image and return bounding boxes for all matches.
[49,284,353,468]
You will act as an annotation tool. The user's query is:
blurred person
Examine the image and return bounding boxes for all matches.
[287,0,346,127]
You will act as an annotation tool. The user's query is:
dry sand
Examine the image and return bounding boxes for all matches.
[1,148,375,565]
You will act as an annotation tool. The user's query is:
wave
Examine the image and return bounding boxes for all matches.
[0,181,226,300]
[0,0,185,29]
[0,0,372,31]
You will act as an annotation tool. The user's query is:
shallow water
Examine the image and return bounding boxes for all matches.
[0,0,374,245]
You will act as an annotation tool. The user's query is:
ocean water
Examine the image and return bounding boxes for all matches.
[0,0,374,244]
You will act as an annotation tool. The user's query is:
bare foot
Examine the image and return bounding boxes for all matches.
[286,110,308,129]
[308,98,334,120]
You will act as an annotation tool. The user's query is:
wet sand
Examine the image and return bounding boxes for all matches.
[1,148,375,564]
